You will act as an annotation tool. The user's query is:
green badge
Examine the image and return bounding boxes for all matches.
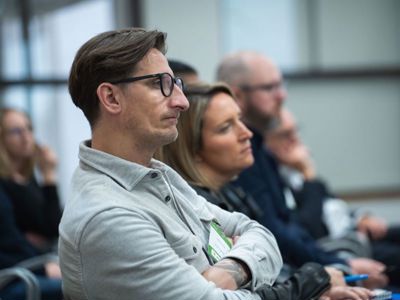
[207,221,233,263]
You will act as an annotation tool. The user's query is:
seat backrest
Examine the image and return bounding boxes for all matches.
[0,267,41,300]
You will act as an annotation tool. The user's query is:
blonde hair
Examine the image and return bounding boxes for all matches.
[156,82,234,190]
[0,108,35,179]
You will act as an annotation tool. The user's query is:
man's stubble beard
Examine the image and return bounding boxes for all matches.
[244,96,278,134]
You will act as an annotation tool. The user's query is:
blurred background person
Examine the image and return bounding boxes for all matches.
[0,108,62,252]
[168,59,200,84]
[266,108,400,288]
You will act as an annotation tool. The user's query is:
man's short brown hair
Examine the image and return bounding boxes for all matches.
[68,28,167,128]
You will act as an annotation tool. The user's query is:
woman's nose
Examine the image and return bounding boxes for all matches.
[238,121,253,140]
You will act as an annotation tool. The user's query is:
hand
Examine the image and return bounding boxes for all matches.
[348,258,388,289]
[320,286,373,300]
[285,143,315,179]
[357,216,388,240]
[202,258,250,290]
[35,144,58,184]
[272,142,316,180]
[45,261,61,279]
[324,267,346,287]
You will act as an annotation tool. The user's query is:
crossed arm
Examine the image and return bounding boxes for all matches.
[203,257,251,290]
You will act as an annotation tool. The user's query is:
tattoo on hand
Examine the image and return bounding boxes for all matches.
[214,259,249,287]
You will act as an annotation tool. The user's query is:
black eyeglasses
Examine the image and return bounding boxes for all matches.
[109,72,184,97]
[240,81,285,94]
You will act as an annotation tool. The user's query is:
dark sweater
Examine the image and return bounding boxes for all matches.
[0,186,42,270]
[0,178,62,239]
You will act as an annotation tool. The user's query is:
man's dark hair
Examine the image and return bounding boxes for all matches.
[68,28,167,128]
[168,59,198,77]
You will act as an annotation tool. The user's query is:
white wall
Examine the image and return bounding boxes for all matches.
[143,0,220,81]
[287,78,400,192]
[318,0,400,68]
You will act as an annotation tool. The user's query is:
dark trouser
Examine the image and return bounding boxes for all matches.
[0,276,62,300]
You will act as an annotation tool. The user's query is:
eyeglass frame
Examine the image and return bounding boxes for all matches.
[240,80,286,94]
[4,125,33,137]
[269,125,300,141]
[109,72,184,97]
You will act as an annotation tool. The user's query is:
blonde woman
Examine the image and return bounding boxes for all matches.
[0,108,62,251]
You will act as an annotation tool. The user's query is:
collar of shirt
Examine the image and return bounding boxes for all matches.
[78,140,169,191]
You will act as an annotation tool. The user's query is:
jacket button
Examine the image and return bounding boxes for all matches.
[193,246,197,253]
[150,172,158,178]
[165,195,171,202]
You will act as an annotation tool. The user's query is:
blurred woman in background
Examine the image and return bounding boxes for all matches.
[0,108,62,252]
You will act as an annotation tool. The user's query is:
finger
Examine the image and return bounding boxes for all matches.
[369,261,386,271]
[351,287,373,300]
[344,289,362,300]
[378,274,389,286]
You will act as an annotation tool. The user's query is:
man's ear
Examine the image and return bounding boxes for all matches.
[231,86,246,111]
[96,83,122,114]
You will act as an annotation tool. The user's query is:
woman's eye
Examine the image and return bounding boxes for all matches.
[217,124,231,133]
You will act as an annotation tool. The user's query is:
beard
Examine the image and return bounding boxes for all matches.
[244,96,281,133]
[158,128,179,146]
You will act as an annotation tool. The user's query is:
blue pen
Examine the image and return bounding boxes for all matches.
[345,274,369,283]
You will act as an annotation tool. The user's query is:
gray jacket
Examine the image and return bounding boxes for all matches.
[59,141,283,300]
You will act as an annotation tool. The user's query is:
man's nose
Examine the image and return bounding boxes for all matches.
[276,86,287,102]
[171,86,189,111]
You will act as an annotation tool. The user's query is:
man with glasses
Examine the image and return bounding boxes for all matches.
[216,51,388,288]
[59,29,286,300]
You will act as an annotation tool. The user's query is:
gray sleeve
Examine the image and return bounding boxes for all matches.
[206,202,283,291]
[79,208,263,300]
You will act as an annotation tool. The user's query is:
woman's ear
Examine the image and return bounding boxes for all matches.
[96,83,122,115]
